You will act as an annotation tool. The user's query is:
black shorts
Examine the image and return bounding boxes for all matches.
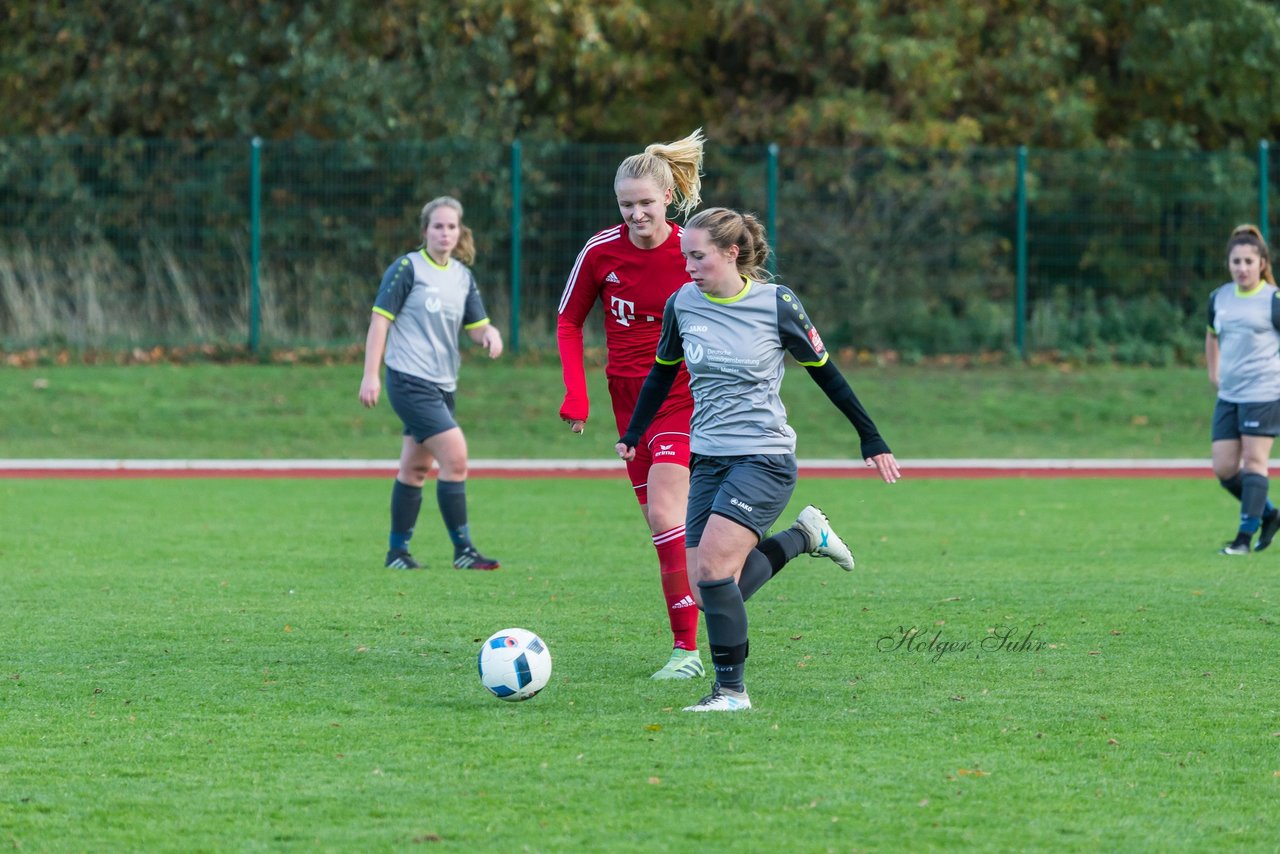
[1211,398,1280,441]
[685,453,798,547]
[386,368,458,443]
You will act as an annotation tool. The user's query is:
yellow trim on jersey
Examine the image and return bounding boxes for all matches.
[463,317,490,331]
[794,352,830,368]
[373,306,396,321]
[1235,282,1266,297]
[1207,325,1217,336]
[419,249,450,271]
[655,356,684,366]
[704,276,753,304]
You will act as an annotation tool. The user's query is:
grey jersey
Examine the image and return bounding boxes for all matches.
[373,250,489,392]
[1207,282,1280,403]
[654,279,829,456]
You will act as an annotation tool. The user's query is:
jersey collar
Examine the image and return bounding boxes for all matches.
[703,276,753,304]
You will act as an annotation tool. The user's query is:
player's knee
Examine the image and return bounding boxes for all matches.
[436,459,468,480]
[400,470,430,487]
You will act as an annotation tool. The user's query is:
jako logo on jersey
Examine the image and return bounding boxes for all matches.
[685,324,709,333]
[684,342,704,364]
[730,497,754,513]
[606,272,621,283]
[425,297,443,313]
[1245,420,1261,428]
[807,325,826,354]
[610,296,635,327]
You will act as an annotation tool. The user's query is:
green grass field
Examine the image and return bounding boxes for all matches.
[1,361,1268,849]
[2,473,1277,851]
[0,358,1212,459]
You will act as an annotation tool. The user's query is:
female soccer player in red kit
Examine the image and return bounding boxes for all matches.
[557,129,707,680]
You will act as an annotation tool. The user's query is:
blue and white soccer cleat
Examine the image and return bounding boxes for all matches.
[793,505,855,571]
[683,683,751,712]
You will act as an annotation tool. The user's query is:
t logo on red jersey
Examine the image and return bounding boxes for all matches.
[610,296,636,327]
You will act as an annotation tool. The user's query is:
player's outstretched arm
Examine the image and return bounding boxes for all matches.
[804,360,900,484]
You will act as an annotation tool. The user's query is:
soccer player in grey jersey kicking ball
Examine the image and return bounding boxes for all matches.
[1206,224,1280,555]
[616,207,900,711]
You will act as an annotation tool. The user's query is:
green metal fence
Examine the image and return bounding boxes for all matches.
[0,137,1273,361]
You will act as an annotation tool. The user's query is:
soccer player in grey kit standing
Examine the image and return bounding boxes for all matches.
[360,196,504,570]
[1206,224,1280,555]
[617,207,900,711]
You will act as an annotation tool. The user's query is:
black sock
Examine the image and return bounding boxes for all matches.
[699,577,749,691]
[389,480,423,552]
[1240,472,1268,533]
[760,527,809,569]
[740,527,810,601]
[1219,473,1244,500]
[437,479,471,552]
[738,549,772,602]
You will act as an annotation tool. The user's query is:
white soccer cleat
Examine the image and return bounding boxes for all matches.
[651,648,706,680]
[793,504,855,571]
[683,683,751,712]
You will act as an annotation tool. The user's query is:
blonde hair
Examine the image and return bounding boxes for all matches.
[419,196,475,265]
[1228,223,1274,285]
[686,207,772,282]
[614,128,705,219]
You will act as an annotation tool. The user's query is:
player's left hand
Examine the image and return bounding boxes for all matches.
[866,452,901,484]
[615,441,636,462]
[482,327,504,359]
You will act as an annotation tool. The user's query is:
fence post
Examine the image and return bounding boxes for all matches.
[766,142,779,274]
[249,136,262,354]
[1261,140,1271,244]
[510,139,522,354]
[1015,145,1028,360]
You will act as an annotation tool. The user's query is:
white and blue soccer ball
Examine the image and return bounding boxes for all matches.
[478,627,551,701]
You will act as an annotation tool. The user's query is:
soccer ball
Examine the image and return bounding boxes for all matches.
[478,627,552,701]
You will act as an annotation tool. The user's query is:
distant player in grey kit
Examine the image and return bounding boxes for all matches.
[360,196,504,570]
[1206,224,1280,555]
[616,207,900,711]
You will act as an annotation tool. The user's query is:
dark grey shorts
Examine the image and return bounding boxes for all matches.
[685,453,798,547]
[386,368,458,443]
[1212,398,1280,441]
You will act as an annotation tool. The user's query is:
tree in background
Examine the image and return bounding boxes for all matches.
[3,0,1278,151]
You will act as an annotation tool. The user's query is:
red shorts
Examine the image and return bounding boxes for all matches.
[608,373,693,505]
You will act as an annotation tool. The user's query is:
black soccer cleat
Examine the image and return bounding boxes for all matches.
[385,550,422,569]
[1219,533,1252,556]
[1256,511,1280,552]
[453,546,500,571]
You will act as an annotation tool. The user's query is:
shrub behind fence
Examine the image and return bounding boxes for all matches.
[0,137,1273,361]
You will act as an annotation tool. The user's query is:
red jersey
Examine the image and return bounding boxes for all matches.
[557,222,692,423]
